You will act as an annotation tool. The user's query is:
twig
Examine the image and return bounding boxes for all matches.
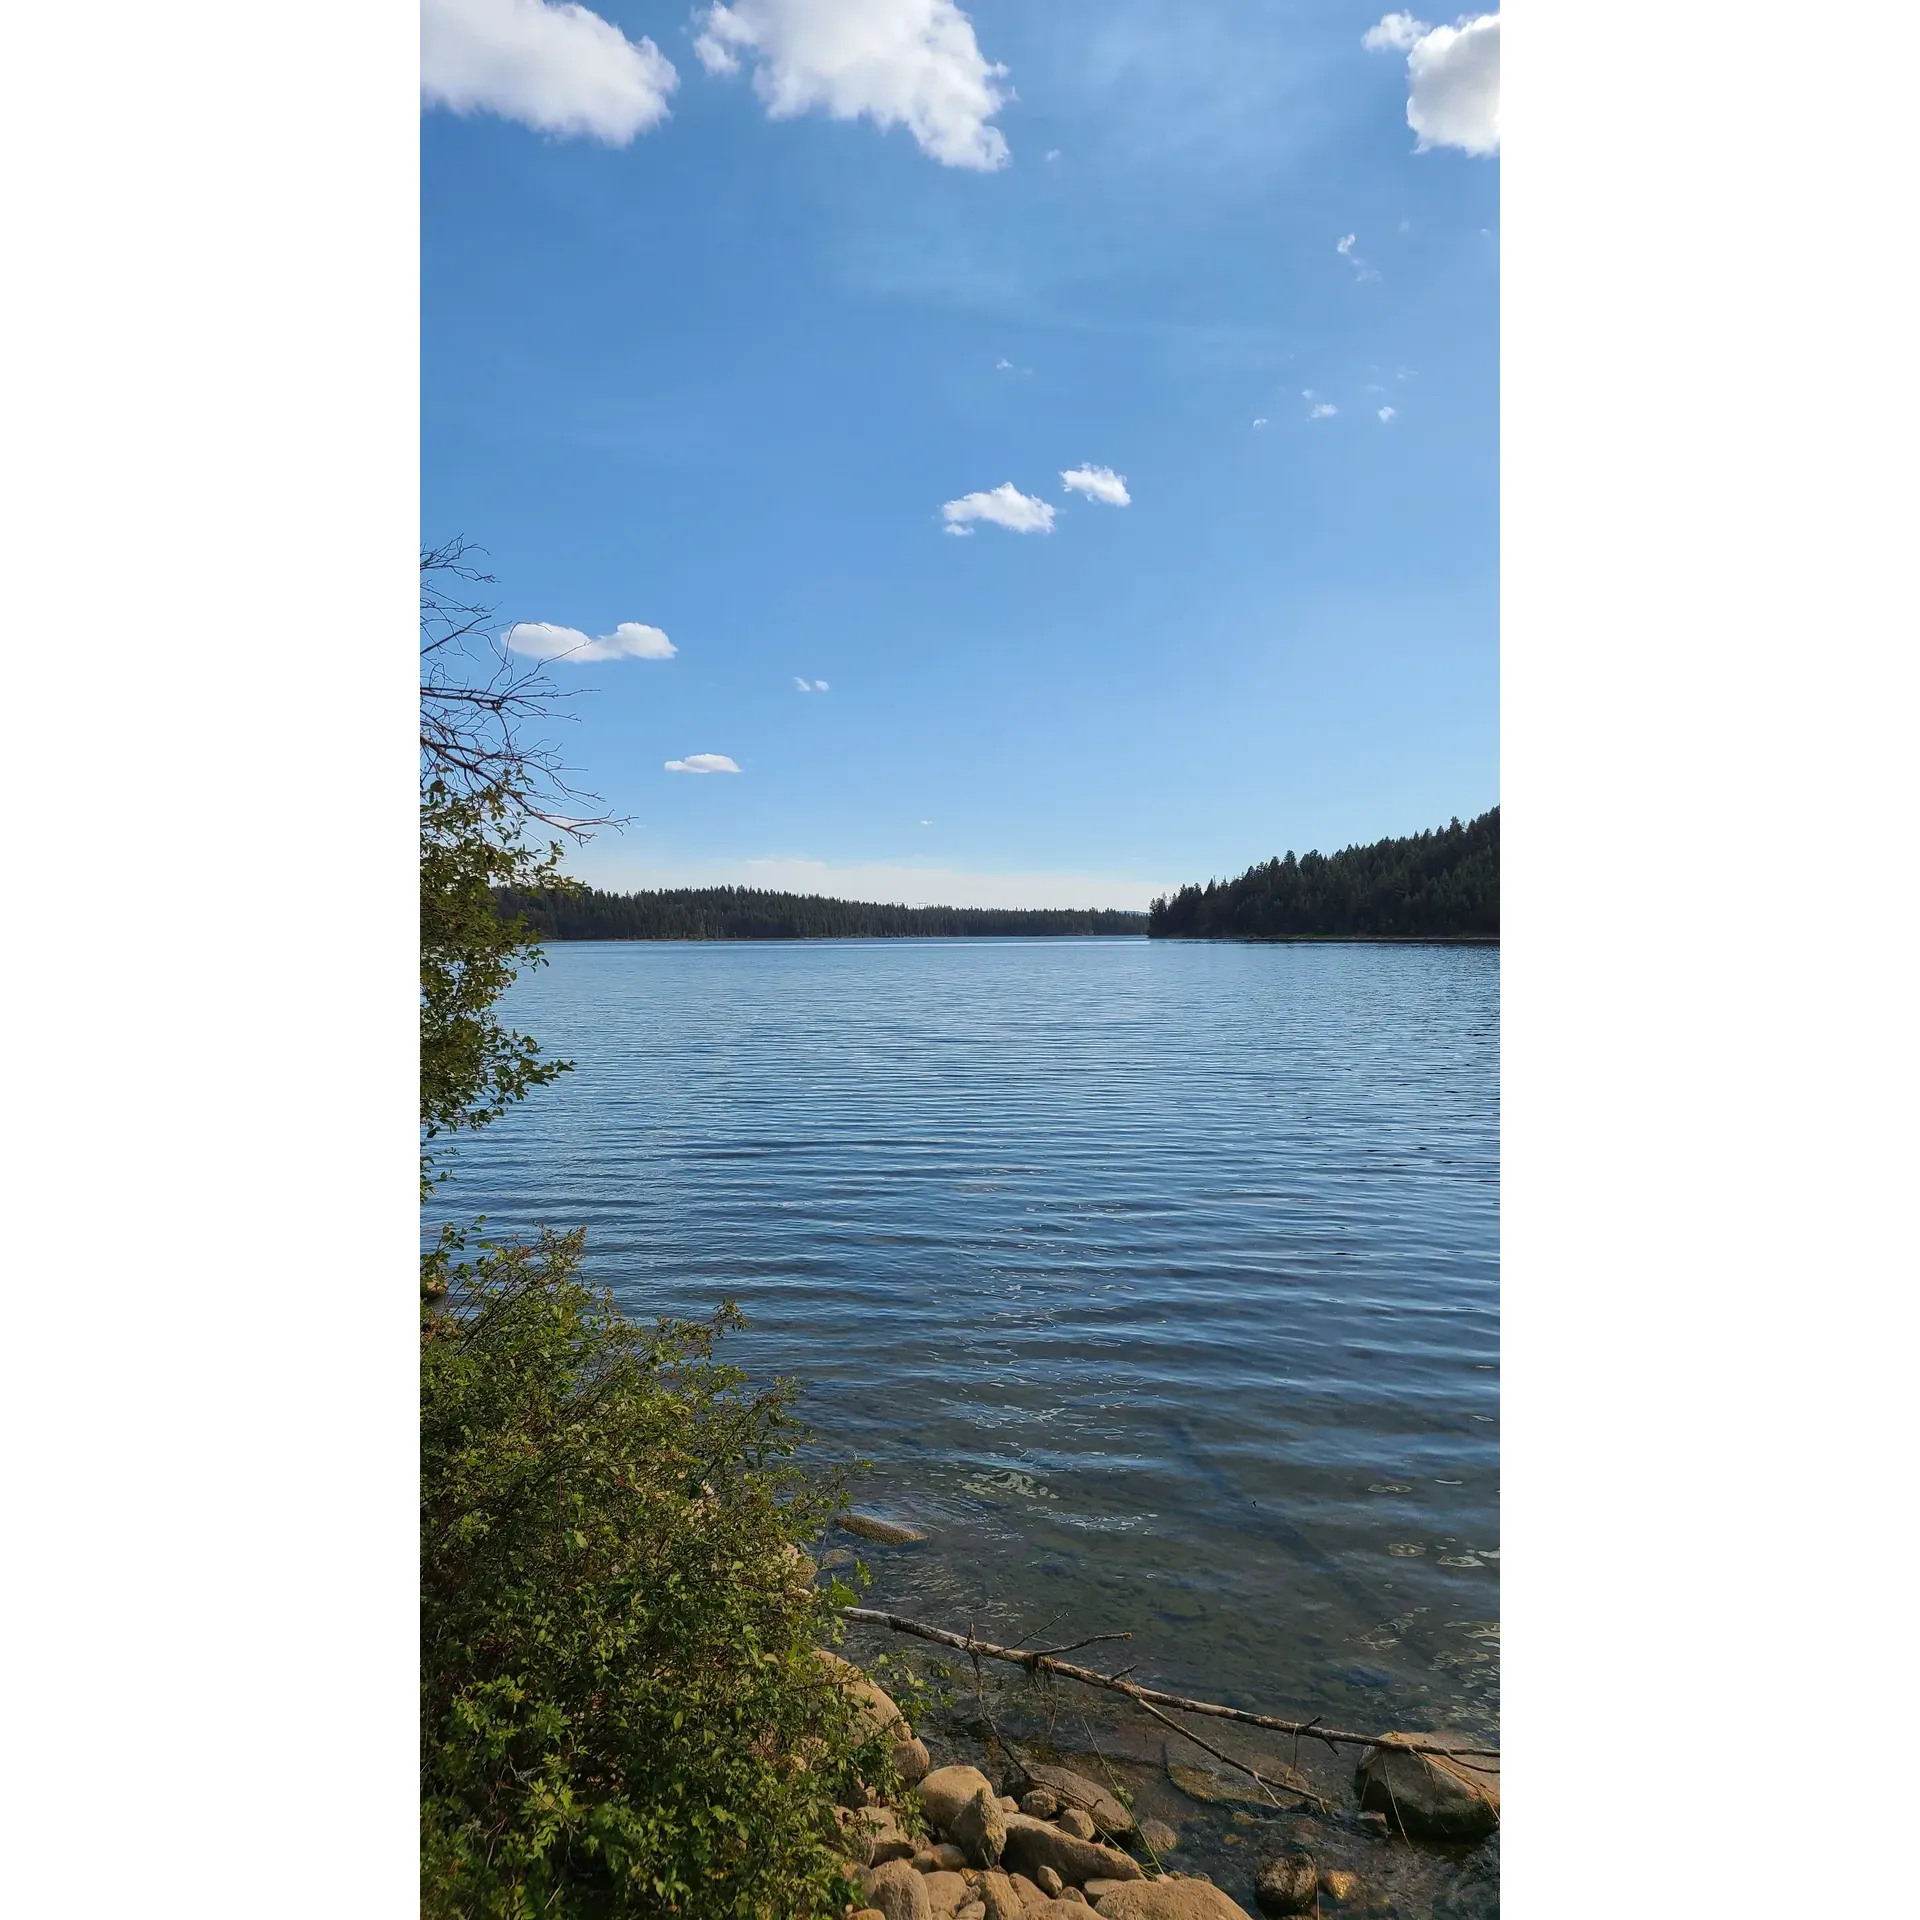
[841,1607,1498,1762]
[1028,1631,1133,1661]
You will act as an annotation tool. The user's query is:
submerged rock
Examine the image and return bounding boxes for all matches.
[1163,1749,1309,1812]
[1352,1732,1499,1843]
[841,1512,930,1546]
[1252,1850,1317,1916]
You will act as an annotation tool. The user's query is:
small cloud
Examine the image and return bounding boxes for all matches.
[794,677,829,692]
[941,482,1056,535]
[1363,11,1500,157]
[1398,216,1412,232]
[995,357,1013,370]
[1397,366,1417,381]
[1252,416,1269,428]
[1362,11,1428,52]
[665,753,741,774]
[1377,406,1397,423]
[506,620,676,662]
[1044,148,1061,161]
[421,0,678,145]
[1336,231,1380,280]
[918,819,933,827]
[1060,464,1130,507]
[1309,403,1338,419]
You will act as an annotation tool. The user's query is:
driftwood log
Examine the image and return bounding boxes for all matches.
[841,1606,1500,1764]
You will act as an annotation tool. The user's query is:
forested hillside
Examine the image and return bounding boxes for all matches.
[1148,809,1498,940]
[499,885,1147,941]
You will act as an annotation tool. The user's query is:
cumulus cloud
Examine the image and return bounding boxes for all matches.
[1378,405,1398,423]
[941,482,1056,535]
[794,676,830,691]
[505,620,677,661]
[421,0,678,143]
[1060,464,1130,507]
[1309,403,1338,419]
[665,753,741,774]
[692,0,1010,170]
[1363,12,1499,156]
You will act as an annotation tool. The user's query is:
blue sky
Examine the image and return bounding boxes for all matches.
[422,2,1499,907]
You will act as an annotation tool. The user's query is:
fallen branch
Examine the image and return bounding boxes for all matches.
[841,1607,1499,1763]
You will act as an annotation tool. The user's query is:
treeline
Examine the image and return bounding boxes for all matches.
[498,884,1148,941]
[1149,808,1498,941]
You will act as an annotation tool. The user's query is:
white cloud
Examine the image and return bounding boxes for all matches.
[664,753,742,774]
[1336,230,1381,280]
[505,620,677,661]
[1362,12,1499,156]
[421,0,678,144]
[1044,148,1061,162]
[692,0,1010,170]
[1060,464,1130,507]
[1362,11,1428,52]
[995,357,1013,370]
[1252,416,1268,428]
[1378,405,1397,423]
[794,676,830,691]
[941,482,1056,534]
[1308,402,1337,419]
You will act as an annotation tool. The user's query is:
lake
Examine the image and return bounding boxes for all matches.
[428,937,1498,1904]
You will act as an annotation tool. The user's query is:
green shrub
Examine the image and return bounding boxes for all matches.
[421,1230,897,1917]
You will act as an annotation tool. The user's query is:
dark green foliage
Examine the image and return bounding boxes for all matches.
[497,884,1147,942]
[1148,808,1499,941]
[421,1231,897,1917]
[420,783,572,1189]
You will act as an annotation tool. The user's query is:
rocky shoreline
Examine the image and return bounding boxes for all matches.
[821,1637,1498,1920]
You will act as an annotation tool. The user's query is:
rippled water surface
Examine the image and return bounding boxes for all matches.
[432,938,1498,1902]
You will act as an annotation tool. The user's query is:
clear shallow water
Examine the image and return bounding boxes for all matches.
[430,938,1498,1900]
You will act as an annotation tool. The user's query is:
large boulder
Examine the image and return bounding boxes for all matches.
[816,1648,911,1741]
[1000,1813,1143,1888]
[921,1870,971,1916]
[1352,1732,1499,1843]
[976,1870,1025,1920]
[836,1802,914,1867]
[865,1860,934,1920]
[1015,1763,1135,1840]
[1092,1881,1256,1920]
[951,1784,1008,1868]
[895,1735,933,1786]
[920,1764,1000,1836]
